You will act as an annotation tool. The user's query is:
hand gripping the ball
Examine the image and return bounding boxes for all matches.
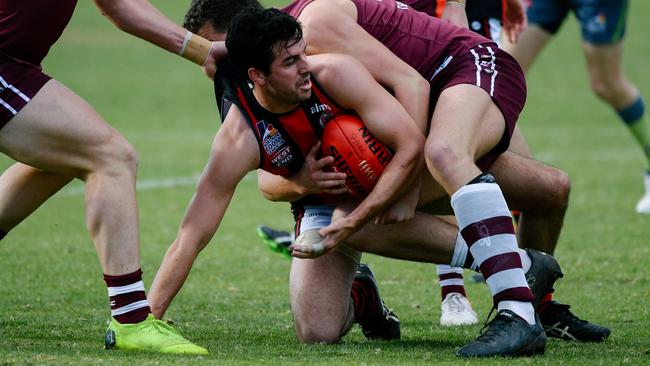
[294,142,348,196]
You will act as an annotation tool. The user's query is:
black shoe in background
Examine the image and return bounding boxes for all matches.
[352,264,401,340]
[540,301,611,342]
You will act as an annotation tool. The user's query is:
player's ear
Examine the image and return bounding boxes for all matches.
[248,68,266,85]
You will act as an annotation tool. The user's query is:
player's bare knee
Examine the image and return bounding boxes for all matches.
[91,132,139,177]
[424,142,465,178]
[544,168,571,211]
[295,323,342,344]
[552,169,571,210]
[111,136,138,172]
[590,77,627,105]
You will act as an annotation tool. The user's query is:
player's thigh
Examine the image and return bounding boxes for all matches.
[0,162,73,198]
[507,126,534,159]
[416,168,448,206]
[582,42,636,103]
[429,84,504,162]
[0,79,132,178]
[502,25,553,72]
[289,236,357,330]
[502,0,567,70]
[487,151,570,210]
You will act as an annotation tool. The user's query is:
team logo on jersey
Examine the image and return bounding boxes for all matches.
[271,146,293,167]
[319,111,334,129]
[257,120,285,154]
[585,11,607,34]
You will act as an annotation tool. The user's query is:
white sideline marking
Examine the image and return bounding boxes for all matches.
[61,172,256,196]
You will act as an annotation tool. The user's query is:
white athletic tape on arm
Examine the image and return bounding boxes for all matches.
[179,31,212,66]
[179,30,192,56]
[446,0,466,8]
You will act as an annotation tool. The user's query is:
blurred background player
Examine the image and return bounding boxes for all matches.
[0,0,223,354]
[503,0,650,214]
[257,0,529,328]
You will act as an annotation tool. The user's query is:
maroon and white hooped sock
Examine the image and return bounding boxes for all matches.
[450,173,535,324]
[103,269,151,324]
[437,265,466,300]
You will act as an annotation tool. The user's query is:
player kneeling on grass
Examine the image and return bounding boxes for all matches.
[146,8,573,358]
[147,8,424,344]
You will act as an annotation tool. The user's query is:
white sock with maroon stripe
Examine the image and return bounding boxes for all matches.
[437,265,466,300]
[451,232,532,273]
[104,269,151,324]
[450,232,479,270]
[450,173,535,325]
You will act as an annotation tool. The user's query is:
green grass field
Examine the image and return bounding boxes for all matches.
[1,1,649,365]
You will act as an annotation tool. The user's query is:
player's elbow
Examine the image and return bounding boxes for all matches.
[259,187,283,202]
[176,226,214,255]
[94,0,134,32]
[258,178,293,202]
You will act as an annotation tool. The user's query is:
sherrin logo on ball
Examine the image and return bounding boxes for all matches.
[321,114,392,196]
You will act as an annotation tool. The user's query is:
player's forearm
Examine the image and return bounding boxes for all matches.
[94,0,211,65]
[149,215,222,318]
[148,180,233,317]
[258,170,306,202]
[148,236,200,319]
[440,2,469,29]
[347,141,424,227]
[392,77,430,135]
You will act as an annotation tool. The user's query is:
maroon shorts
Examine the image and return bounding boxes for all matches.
[428,42,527,171]
[0,54,51,129]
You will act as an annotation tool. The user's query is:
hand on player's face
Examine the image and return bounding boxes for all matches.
[296,142,348,195]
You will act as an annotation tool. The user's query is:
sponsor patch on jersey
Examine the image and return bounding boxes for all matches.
[310,102,332,115]
[257,120,285,154]
[271,146,294,167]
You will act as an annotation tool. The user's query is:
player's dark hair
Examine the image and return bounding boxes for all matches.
[184,0,264,33]
[226,8,303,76]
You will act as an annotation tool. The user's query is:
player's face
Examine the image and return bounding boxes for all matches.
[264,38,312,109]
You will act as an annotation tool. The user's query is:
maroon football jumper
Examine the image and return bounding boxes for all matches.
[282,0,526,170]
[0,0,78,127]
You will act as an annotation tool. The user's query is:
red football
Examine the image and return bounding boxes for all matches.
[322,114,392,196]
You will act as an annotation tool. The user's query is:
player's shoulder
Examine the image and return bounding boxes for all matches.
[309,53,363,80]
